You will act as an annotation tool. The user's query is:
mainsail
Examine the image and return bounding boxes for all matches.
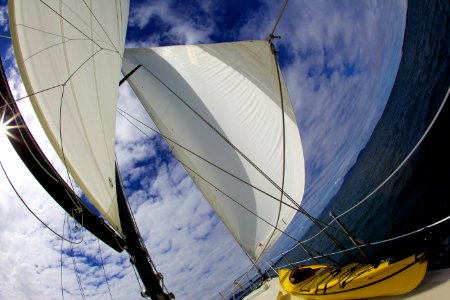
[8,0,129,232]
[122,40,305,260]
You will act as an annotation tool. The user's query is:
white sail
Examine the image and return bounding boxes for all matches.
[122,40,305,260]
[9,0,130,232]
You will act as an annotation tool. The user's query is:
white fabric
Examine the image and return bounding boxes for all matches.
[122,40,305,259]
[9,0,130,232]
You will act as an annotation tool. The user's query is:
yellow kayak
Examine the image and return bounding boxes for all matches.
[278,252,427,299]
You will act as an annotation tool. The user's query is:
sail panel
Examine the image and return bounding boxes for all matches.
[9,0,130,232]
[123,40,305,260]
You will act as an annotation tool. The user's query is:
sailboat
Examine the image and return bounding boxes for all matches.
[1,0,447,299]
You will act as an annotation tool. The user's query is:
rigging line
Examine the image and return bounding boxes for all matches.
[0,159,83,244]
[14,23,112,46]
[1,92,96,214]
[60,213,66,300]
[0,47,107,112]
[130,58,299,206]
[54,0,118,52]
[117,109,298,241]
[0,34,11,39]
[54,46,112,212]
[130,58,353,238]
[97,238,114,300]
[81,0,120,55]
[63,48,103,85]
[117,107,352,238]
[116,108,300,210]
[2,83,63,105]
[276,215,450,269]
[21,38,109,65]
[14,23,65,39]
[68,219,87,300]
[180,158,322,264]
[299,85,450,246]
[269,0,289,38]
[14,20,116,46]
[40,0,102,50]
[58,85,83,212]
[117,108,321,264]
[131,263,146,298]
[89,21,117,189]
[0,94,59,183]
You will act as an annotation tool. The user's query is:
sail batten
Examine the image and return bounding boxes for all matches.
[123,40,305,259]
[9,0,130,232]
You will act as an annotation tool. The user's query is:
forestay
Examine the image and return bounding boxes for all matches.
[9,0,129,232]
[122,40,305,260]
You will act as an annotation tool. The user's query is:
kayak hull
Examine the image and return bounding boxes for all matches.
[278,253,427,300]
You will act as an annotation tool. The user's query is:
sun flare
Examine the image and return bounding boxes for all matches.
[0,108,21,139]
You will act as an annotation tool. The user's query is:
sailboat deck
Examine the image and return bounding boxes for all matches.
[242,268,450,300]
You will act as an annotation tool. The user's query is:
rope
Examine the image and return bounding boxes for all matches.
[0,34,11,39]
[131,263,147,298]
[129,58,305,211]
[116,109,324,254]
[97,238,114,300]
[66,215,87,300]
[116,107,350,239]
[0,159,83,244]
[60,213,66,300]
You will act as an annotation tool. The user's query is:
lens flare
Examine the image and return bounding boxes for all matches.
[0,108,21,139]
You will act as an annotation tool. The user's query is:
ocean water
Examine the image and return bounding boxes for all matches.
[276,0,450,271]
[230,0,449,298]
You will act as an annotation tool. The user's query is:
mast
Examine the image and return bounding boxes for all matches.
[0,58,125,252]
[116,166,172,300]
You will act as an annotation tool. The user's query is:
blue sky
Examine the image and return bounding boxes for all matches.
[0,0,407,299]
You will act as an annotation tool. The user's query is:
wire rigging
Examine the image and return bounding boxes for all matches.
[120,60,353,240]
[67,216,87,300]
[0,159,83,244]
[97,238,114,300]
[269,0,289,40]
[117,108,342,267]
[60,213,66,300]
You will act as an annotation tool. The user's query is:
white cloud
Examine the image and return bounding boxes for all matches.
[127,0,216,47]
[0,4,8,32]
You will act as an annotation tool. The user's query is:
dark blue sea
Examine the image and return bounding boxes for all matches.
[232,0,450,297]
